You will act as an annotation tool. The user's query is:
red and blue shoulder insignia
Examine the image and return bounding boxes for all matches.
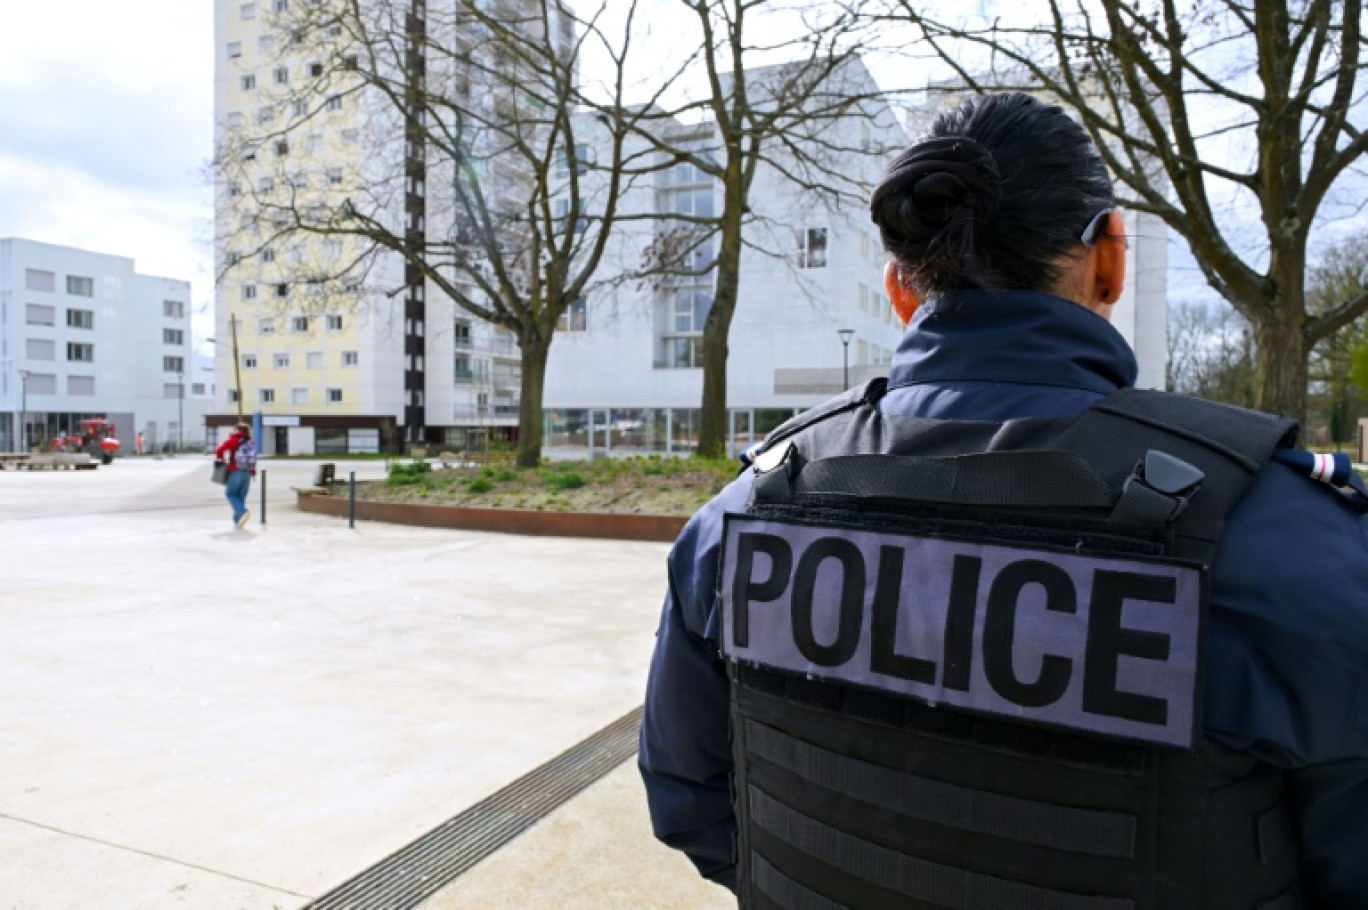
[1270,450,1368,506]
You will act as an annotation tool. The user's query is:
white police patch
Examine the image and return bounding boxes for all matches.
[720,514,1207,749]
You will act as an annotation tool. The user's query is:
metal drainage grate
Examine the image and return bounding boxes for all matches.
[304,706,643,910]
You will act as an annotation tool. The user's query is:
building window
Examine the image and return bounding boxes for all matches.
[164,383,183,399]
[229,389,241,403]
[259,35,276,53]
[67,309,94,329]
[276,283,290,298]
[274,353,290,368]
[327,388,343,404]
[453,319,471,347]
[192,383,207,395]
[260,388,275,404]
[292,387,309,405]
[243,354,258,369]
[24,266,55,291]
[454,353,472,382]
[258,177,274,193]
[325,314,344,331]
[65,275,94,297]
[164,300,184,318]
[227,41,242,58]
[342,351,358,366]
[274,66,289,85]
[241,74,257,91]
[240,2,256,19]
[67,342,95,362]
[164,328,184,345]
[68,375,96,397]
[26,373,57,395]
[257,317,275,336]
[274,0,289,10]
[558,297,587,332]
[25,303,55,325]
[289,172,307,189]
[292,316,310,333]
[228,181,242,197]
[340,129,358,146]
[305,132,324,152]
[261,248,275,263]
[326,168,343,187]
[25,269,56,292]
[243,284,258,300]
[292,99,308,117]
[311,62,326,78]
[26,338,56,360]
[307,351,323,368]
[325,94,342,111]
[164,356,184,372]
[796,227,828,269]
[275,139,289,157]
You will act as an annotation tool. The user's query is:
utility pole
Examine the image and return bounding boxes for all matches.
[837,329,854,390]
[18,369,30,453]
[177,369,185,452]
[231,314,243,421]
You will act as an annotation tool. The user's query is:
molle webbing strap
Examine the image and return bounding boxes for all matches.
[746,719,1137,858]
[1058,390,1297,562]
[749,788,1135,910]
[759,450,1114,510]
[752,853,850,910]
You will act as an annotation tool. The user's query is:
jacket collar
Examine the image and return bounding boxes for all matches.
[887,290,1138,395]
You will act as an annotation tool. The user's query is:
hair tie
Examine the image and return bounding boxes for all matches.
[869,136,1002,247]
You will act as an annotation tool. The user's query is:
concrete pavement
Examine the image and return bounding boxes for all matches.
[0,456,731,909]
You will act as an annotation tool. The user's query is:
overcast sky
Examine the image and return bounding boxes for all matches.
[0,1,216,328]
[2,0,1340,348]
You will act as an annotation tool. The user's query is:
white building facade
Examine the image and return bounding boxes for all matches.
[0,238,203,453]
[542,87,1169,458]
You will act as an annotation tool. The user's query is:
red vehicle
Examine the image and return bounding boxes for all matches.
[53,419,121,464]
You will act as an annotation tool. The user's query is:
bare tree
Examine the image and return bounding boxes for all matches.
[216,0,667,466]
[1166,301,1259,407]
[617,1,897,457]
[882,0,1368,423]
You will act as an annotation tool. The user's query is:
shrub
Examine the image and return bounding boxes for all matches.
[386,459,432,486]
[545,471,586,492]
[495,470,515,482]
[467,477,493,494]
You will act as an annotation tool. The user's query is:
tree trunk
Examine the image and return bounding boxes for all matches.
[516,333,550,468]
[1252,297,1310,426]
[696,162,747,459]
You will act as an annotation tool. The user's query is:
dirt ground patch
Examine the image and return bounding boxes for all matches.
[330,456,740,516]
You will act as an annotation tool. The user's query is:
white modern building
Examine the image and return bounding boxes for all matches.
[541,84,1170,458]
[0,238,205,453]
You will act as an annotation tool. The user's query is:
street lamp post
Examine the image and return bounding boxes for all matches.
[177,370,185,453]
[837,329,854,390]
[18,369,30,453]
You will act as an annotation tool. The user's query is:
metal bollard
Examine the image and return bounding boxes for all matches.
[349,471,356,529]
[260,469,267,525]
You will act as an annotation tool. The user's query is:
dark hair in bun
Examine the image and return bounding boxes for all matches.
[870,92,1114,296]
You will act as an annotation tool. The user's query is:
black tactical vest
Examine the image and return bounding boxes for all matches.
[720,380,1304,910]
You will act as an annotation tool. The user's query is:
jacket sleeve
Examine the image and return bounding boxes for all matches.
[639,475,752,892]
[215,435,237,461]
[1204,463,1368,908]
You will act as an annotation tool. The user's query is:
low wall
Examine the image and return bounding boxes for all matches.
[297,491,689,542]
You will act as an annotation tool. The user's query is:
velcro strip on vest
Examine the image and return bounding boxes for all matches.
[749,787,1134,910]
[746,718,1137,858]
[752,852,851,910]
[722,514,1207,750]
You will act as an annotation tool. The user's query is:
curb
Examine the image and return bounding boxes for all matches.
[297,491,688,542]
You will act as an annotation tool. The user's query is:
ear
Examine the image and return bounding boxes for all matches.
[884,261,921,325]
[1091,209,1128,314]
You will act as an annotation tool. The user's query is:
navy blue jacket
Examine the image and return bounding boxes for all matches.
[639,291,1368,906]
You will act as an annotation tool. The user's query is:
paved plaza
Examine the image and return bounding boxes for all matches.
[0,456,731,909]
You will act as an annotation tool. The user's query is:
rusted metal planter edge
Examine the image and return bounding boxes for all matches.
[297,491,688,542]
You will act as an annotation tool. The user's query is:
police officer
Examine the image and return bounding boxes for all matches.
[639,92,1368,908]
